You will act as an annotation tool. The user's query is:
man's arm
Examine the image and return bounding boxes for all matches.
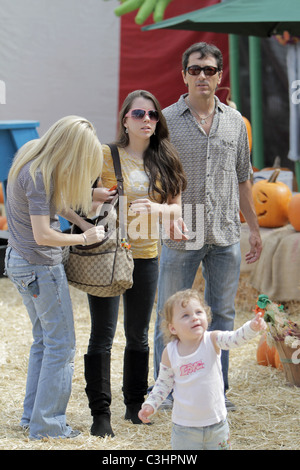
[239,180,262,264]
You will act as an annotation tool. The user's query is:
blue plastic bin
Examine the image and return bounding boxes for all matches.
[0,121,70,271]
[0,121,40,194]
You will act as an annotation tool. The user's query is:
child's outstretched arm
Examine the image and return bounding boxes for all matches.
[138,348,174,424]
[211,314,267,353]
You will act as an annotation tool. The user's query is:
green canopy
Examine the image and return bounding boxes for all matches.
[143,0,300,186]
[143,0,300,37]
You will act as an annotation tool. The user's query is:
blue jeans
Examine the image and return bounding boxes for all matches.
[171,419,231,450]
[5,247,76,439]
[154,243,241,390]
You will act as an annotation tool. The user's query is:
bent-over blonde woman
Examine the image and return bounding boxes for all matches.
[5,116,105,440]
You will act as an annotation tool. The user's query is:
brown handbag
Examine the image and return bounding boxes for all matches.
[64,144,133,297]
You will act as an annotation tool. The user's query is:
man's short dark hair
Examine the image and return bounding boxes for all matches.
[182,42,223,72]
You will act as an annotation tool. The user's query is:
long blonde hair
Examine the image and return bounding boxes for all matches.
[8,116,103,214]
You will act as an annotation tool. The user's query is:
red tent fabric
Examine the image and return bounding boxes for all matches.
[119,0,229,112]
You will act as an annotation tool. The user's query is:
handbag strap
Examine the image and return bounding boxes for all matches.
[107,144,126,240]
[107,144,124,197]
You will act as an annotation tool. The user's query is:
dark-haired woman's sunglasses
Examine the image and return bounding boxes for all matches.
[125,109,159,122]
[187,65,219,77]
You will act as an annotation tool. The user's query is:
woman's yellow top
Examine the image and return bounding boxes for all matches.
[100,144,161,259]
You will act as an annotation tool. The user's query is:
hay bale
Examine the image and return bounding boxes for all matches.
[0,275,300,450]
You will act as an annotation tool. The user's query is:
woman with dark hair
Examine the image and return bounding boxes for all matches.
[85,90,187,438]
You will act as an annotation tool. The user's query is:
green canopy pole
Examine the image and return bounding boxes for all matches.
[295,161,300,191]
[229,34,241,110]
[249,36,264,169]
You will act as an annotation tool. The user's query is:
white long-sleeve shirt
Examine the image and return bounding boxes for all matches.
[144,321,258,427]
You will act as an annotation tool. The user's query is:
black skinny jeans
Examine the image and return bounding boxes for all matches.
[87,257,159,355]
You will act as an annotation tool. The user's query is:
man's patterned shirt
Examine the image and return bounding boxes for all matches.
[163,94,252,250]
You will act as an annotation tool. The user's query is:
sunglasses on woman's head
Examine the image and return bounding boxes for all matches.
[187,65,219,77]
[125,109,159,122]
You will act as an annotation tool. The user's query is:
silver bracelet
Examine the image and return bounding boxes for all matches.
[82,233,88,245]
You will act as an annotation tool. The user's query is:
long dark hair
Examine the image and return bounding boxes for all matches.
[115,90,186,203]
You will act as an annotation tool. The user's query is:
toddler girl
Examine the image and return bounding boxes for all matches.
[139,289,266,450]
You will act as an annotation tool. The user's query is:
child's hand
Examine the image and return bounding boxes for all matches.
[250,313,267,332]
[138,404,154,424]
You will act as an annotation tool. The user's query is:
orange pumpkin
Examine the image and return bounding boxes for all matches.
[288,193,300,231]
[0,183,4,204]
[257,333,283,369]
[239,212,246,223]
[257,333,277,367]
[252,169,292,227]
[0,216,7,230]
[242,116,252,153]
[274,349,283,370]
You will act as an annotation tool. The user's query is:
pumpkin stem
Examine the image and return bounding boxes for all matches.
[272,156,281,167]
[268,168,281,183]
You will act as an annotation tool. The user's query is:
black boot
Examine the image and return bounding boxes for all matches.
[84,353,115,438]
[123,348,149,424]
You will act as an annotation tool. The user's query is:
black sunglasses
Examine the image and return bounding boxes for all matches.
[187,65,219,77]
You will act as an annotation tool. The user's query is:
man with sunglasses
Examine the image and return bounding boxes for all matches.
[153,42,262,411]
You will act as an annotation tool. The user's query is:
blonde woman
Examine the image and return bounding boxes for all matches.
[5,116,104,440]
